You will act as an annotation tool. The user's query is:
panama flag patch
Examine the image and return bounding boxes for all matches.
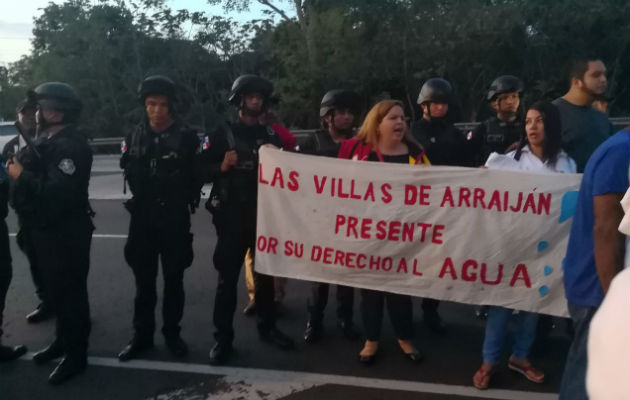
[202,136,211,150]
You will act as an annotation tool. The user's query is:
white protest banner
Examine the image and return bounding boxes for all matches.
[255,148,582,317]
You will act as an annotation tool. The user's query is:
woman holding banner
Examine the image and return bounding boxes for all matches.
[473,101,576,389]
[338,100,429,364]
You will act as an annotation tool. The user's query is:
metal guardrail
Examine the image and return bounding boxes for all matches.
[89,118,630,148]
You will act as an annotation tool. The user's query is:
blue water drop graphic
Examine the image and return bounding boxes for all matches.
[537,241,549,252]
[544,265,553,276]
[559,191,579,223]
[539,286,549,296]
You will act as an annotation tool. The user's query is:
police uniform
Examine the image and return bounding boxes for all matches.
[202,119,287,349]
[468,117,522,165]
[2,136,48,317]
[12,124,94,373]
[300,129,357,340]
[120,119,199,349]
[411,118,471,167]
[0,162,12,342]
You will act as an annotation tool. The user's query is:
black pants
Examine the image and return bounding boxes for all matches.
[307,283,354,325]
[421,298,440,315]
[0,220,12,339]
[361,288,413,341]
[212,207,276,345]
[33,218,93,360]
[124,205,193,340]
[16,225,47,306]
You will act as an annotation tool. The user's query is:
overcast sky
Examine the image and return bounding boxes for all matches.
[0,0,290,65]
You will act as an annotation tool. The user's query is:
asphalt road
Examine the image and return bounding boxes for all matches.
[0,157,568,399]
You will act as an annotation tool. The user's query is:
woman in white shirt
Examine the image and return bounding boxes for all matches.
[473,101,576,390]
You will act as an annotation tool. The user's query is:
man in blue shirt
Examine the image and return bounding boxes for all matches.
[560,129,629,400]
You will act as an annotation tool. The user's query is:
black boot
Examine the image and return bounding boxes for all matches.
[48,357,87,385]
[0,344,27,362]
[259,327,294,350]
[33,342,64,364]
[118,336,154,362]
[26,303,54,324]
[165,336,188,358]
[303,321,323,344]
[338,319,360,341]
[209,342,233,366]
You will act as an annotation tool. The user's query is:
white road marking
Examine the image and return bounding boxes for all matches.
[21,353,558,400]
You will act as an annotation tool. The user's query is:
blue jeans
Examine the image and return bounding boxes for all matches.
[482,306,539,364]
[559,302,598,400]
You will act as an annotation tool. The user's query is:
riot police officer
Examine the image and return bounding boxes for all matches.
[411,78,471,166]
[469,75,524,165]
[301,89,361,343]
[6,82,93,384]
[411,78,471,333]
[0,139,27,362]
[118,75,200,362]
[2,97,52,324]
[202,74,294,365]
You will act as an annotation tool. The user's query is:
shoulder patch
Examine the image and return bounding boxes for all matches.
[58,158,76,175]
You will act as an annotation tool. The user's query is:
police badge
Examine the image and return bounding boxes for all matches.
[58,158,76,175]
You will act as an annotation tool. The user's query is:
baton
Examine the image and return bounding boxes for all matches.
[14,121,41,159]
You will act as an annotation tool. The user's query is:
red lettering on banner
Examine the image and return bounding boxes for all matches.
[335,215,345,234]
[503,191,509,211]
[284,240,304,258]
[382,258,393,272]
[509,192,523,212]
[361,219,372,239]
[334,250,345,266]
[522,193,537,214]
[462,260,478,281]
[381,184,392,203]
[369,256,381,270]
[538,193,551,215]
[420,185,431,205]
[441,186,455,207]
[350,180,362,200]
[439,257,458,280]
[376,221,387,240]
[337,178,349,198]
[432,225,445,244]
[488,190,502,211]
[364,182,376,202]
[473,188,486,208]
[510,264,532,288]
[271,167,284,188]
[396,258,408,273]
[313,175,327,194]
[417,222,432,242]
[311,245,322,261]
[357,254,367,269]
[323,247,333,264]
[459,187,471,207]
[404,185,416,205]
[481,263,502,285]
[347,216,359,238]
[258,163,269,184]
[288,171,299,191]
[404,185,431,205]
[412,259,423,276]
[402,223,414,242]
[256,236,278,254]
[387,221,401,241]
[346,252,356,268]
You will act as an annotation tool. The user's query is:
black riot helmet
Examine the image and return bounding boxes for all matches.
[417,78,453,105]
[138,75,176,104]
[487,75,523,101]
[228,74,273,108]
[31,82,82,122]
[319,89,361,117]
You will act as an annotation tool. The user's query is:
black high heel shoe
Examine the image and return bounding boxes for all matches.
[358,352,377,365]
[403,350,424,363]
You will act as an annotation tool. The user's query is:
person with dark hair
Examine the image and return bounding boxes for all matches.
[338,100,427,365]
[2,98,53,324]
[118,75,201,362]
[6,82,94,385]
[559,126,629,399]
[299,89,361,344]
[468,75,524,165]
[552,58,611,172]
[202,74,294,366]
[473,101,576,390]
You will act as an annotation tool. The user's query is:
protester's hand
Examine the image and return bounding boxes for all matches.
[221,150,237,172]
[6,156,23,179]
